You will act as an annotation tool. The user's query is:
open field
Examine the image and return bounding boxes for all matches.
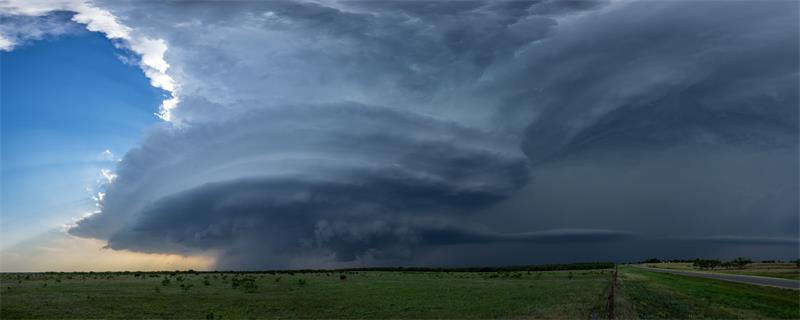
[643,262,800,280]
[3,264,799,319]
[618,266,800,319]
[1,268,613,319]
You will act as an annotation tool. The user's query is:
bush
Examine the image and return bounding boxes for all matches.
[242,280,258,293]
[692,259,722,269]
[340,274,347,281]
[231,277,258,293]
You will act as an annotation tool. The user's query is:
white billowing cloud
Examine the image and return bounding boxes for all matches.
[68,0,129,39]
[0,8,76,50]
[0,0,178,120]
[0,35,11,49]
[99,168,116,183]
[100,149,118,161]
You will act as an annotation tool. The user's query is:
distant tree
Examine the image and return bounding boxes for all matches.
[693,259,722,269]
[732,257,752,269]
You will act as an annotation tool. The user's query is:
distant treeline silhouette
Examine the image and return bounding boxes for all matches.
[4,262,615,275]
[639,257,800,269]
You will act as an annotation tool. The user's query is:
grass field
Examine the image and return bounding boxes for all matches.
[643,262,800,280]
[1,269,613,319]
[3,266,798,319]
[618,266,800,319]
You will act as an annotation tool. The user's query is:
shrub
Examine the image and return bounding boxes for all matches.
[231,277,258,293]
[340,274,347,281]
[692,259,722,269]
[242,280,258,293]
[162,278,171,286]
[204,280,211,286]
[297,279,306,286]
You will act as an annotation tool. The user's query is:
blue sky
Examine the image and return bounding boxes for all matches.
[1,19,161,249]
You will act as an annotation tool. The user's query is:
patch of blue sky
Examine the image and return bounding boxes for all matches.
[1,15,163,248]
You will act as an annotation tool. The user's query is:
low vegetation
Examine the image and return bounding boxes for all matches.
[0,263,614,319]
[642,259,800,280]
[4,262,796,319]
[617,266,799,319]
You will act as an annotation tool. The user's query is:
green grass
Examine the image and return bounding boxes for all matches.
[644,262,800,280]
[714,270,800,281]
[619,266,800,319]
[1,270,612,319]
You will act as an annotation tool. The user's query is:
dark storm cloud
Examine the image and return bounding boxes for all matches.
[665,236,800,246]
[70,104,540,266]
[67,0,798,267]
[474,0,799,257]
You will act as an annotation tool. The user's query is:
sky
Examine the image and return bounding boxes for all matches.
[0,0,797,271]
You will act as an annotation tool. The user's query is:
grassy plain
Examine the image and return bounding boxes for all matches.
[1,269,613,319]
[618,266,800,319]
[643,262,800,280]
[4,265,798,319]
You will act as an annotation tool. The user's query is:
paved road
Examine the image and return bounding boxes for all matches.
[634,266,800,290]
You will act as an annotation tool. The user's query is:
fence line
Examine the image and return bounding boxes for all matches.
[607,265,618,319]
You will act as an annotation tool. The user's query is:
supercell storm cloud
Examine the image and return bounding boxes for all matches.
[3,0,796,268]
